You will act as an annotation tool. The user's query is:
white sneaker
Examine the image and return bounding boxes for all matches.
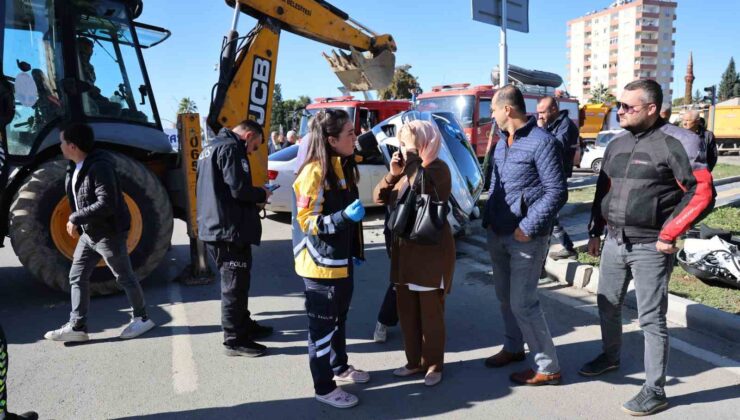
[44,323,89,342]
[315,387,359,409]
[119,317,156,339]
[333,365,370,384]
[373,322,387,343]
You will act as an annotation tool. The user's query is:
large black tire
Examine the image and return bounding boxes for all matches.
[9,153,173,295]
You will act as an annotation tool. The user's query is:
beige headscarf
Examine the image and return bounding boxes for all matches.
[398,120,443,167]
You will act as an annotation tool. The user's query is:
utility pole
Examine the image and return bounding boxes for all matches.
[499,0,508,86]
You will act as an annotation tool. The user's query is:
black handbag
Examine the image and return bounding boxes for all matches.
[389,167,449,245]
[387,174,419,238]
[408,168,449,245]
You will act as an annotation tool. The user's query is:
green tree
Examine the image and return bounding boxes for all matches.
[176,97,197,114]
[270,83,286,133]
[587,83,616,104]
[718,57,739,101]
[280,95,312,131]
[378,65,422,100]
[672,96,684,106]
[693,89,702,104]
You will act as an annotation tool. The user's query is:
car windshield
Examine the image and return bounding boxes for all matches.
[432,113,484,197]
[298,106,356,137]
[268,144,299,161]
[595,132,615,147]
[417,95,475,128]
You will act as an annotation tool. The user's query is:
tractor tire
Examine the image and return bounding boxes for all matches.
[9,153,173,295]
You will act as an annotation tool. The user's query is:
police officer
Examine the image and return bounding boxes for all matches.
[197,120,273,357]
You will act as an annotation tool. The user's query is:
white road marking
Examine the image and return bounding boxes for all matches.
[166,284,198,394]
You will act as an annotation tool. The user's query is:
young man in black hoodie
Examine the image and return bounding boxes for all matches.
[44,123,155,342]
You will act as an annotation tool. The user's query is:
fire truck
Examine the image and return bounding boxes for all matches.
[298,96,412,136]
[416,84,580,159]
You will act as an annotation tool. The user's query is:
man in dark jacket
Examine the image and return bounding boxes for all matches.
[682,110,718,171]
[537,96,579,260]
[482,85,567,386]
[44,123,155,342]
[197,120,273,357]
[581,80,712,416]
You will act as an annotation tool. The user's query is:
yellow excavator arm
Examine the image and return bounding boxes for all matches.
[228,0,397,55]
[204,0,397,186]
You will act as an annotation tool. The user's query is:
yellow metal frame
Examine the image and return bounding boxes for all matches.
[178,113,205,238]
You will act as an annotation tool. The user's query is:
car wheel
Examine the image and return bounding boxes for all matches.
[591,159,602,174]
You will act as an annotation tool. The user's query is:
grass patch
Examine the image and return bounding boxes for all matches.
[712,163,740,181]
[567,186,596,203]
[669,266,740,314]
[565,164,740,205]
[699,206,740,232]
[577,205,740,314]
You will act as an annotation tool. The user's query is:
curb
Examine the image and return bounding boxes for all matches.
[544,261,740,343]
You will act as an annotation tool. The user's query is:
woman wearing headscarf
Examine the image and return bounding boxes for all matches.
[293,109,368,409]
[373,119,455,387]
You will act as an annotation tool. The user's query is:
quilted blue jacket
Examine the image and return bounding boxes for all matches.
[482,117,568,237]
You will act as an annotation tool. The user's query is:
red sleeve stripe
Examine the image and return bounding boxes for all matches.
[659,168,713,242]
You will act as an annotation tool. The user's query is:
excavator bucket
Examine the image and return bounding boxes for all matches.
[323,47,396,92]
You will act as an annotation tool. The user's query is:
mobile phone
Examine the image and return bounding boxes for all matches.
[265,184,280,192]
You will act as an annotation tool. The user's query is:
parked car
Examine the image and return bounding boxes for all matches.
[265,144,387,213]
[579,129,623,173]
[361,110,485,234]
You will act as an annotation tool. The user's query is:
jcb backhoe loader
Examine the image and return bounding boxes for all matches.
[0,0,395,295]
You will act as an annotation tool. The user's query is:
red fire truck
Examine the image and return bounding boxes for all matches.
[417,84,580,159]
[298,96,412,136]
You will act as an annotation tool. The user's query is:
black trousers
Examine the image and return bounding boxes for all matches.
[304,276,354,395]
[377,283,398,326]
[1,324,8,416]
[207,242,253,347]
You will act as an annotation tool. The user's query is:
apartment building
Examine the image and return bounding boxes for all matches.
[567,0,677,104]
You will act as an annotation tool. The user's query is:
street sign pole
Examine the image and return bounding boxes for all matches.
[499,0,508,86]
[472,0,528,86]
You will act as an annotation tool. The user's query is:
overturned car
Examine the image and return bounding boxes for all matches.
[357,110,484,234]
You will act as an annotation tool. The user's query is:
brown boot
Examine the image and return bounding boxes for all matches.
[484,349,526,368]
[510,369,561,386]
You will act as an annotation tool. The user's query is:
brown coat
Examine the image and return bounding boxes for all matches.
[373,153,456,293]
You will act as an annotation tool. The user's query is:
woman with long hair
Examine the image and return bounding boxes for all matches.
[373,119,455,387]
[292,109,367,409]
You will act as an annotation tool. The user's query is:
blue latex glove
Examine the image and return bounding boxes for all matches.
[353,257,364,266]
[343,199,365,222]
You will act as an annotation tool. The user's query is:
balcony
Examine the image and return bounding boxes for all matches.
[637,12,660,19]
[610,44,619,51]
[637,38,658,45]
[637,51,658,57]
[635,64,657,70]
[638,25,659,32]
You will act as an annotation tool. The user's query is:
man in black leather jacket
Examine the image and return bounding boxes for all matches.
[44,123,155,342]
[197,120,273,357]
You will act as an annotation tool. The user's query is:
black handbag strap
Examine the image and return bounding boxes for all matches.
[413,166,441,201]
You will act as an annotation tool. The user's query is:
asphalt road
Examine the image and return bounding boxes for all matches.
[1,210,739,419]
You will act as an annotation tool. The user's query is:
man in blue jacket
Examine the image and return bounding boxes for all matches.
[482,86,567,385]
[537,96,579,260]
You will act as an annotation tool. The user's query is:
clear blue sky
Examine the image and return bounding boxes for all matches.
[139,0,739,124]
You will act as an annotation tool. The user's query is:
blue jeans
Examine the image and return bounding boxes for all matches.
[487,230,560,374]
[303,276,354,395]
[598,236,673,393]
[69,232,147,328]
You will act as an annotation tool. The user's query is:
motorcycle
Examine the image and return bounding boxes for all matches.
[677,224,740,289]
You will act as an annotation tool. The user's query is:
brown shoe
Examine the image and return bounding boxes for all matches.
[509,369,561,386]
[484,350,526,368]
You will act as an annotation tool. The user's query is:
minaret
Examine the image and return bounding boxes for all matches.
[684,52,695,106]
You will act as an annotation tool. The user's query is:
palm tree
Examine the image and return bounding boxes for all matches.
[177,97,198,115]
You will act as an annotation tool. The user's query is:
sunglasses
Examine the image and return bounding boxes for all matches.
[616,102,653,114]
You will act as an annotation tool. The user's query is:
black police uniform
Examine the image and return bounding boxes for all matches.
[197,128,266,348]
